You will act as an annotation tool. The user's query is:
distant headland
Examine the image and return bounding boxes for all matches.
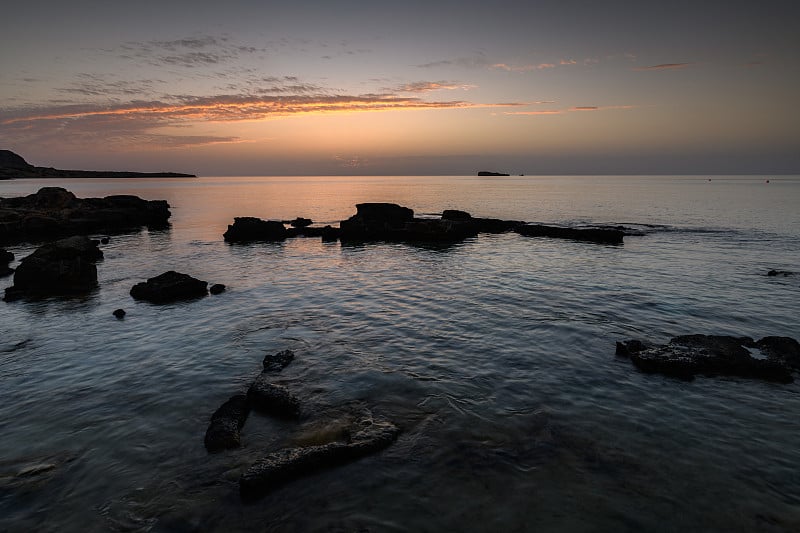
[0,150,196,179]
[477,171,510,176]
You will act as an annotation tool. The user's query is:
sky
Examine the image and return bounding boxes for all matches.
[1,0,798,176]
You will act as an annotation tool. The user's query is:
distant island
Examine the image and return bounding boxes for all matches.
[478,171,510,177]
[0,150,196,179]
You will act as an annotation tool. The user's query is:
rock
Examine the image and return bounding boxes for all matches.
[247,374,300,418]
[320,225,340,242]
[239,417,400,499]
[287,217,313,228]
[3,236,102,301]
[263,349,295,372]
[112,308,126,319]
[0,187,171,245]
[478,171,509,176]
[767,269,794,277]
[0,248,13,277]
[100,237,110,244]
[617,334,795,383]
[756,337,800,370]
[339,203,414,241]
[223,217,287,243]
[130,271,208,303]
[204,394,250,453]
[441,209,473,221]
[209,283,226,295]
[516,224,624,244]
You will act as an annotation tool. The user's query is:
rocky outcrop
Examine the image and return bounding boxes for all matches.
[0,150,194,179]
[240,417,400,499]
[204,395,250,453]
[130,271,208,303]
[339,204,523,243]
[516,224,624,244]
[223,217,288,243]
[3,236,102,301]
[0,248,13,276]
[209,283,226,295]
[285,217,312,228]
[616,334,796,383]
[0,187,171,245]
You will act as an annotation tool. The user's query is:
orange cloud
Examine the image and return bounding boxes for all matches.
[395,81,476,93]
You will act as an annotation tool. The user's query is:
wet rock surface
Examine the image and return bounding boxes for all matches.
[516,224,625,244]
[262,349,295,372]
[130,271,208,303]
[209,283,226,295]
[223,217,287,242]
[239,418,400,500]
[616,334,797,383]
[0,187,170,245]
[204,395,251,453]
[767,269,794,277]
[4,236,102,301]
[247,377,301,419]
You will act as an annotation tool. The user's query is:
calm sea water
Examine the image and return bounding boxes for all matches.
[1,175,799,532]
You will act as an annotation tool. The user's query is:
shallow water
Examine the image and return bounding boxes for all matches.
[1,175,799,532]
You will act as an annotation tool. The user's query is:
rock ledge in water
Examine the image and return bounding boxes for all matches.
[516,224,624,244]
[204,395,251,453]
[4,236,102,301]
[223,217,287,242]
[240,418,400,499]
[130,271,208,303]
[616,334,797,383]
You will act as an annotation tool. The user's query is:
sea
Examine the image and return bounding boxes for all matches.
[0,175,798,532]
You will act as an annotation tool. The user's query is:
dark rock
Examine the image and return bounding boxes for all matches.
[756,337,800,370]
[441,209,473,221]
[223,217,287,243]
[247,374,300,418]
[516,224,624,244]
[618,334,795,383]
[130,271,208,303]
[112,308,126,319]
[240,417,399,499]
[0,187,171,245]
[100,237,110,244]
[478,171,509,176]
[209,283,226,295]
[204,395,250,453]
[320,225,340,242]
[263,349,295,372]
[288,217,313,228]
[0,248,13,276]
[339,203,414,241]
[767,269,794,277]
[4,236,102,301]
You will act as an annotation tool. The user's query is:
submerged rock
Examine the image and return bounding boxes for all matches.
[223,217,287,242]
[239,417,400,499]
[4,236,102,301]
[0,187,171,245]
[767,269,794,277]
[247,375,300,418]
[287,217,313,228]
[516,224,624,244]
[205,394,251,453]
[112,308,126,319]
[616,334,795,383]
[262,349,295,372]
[130,271,208,303]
